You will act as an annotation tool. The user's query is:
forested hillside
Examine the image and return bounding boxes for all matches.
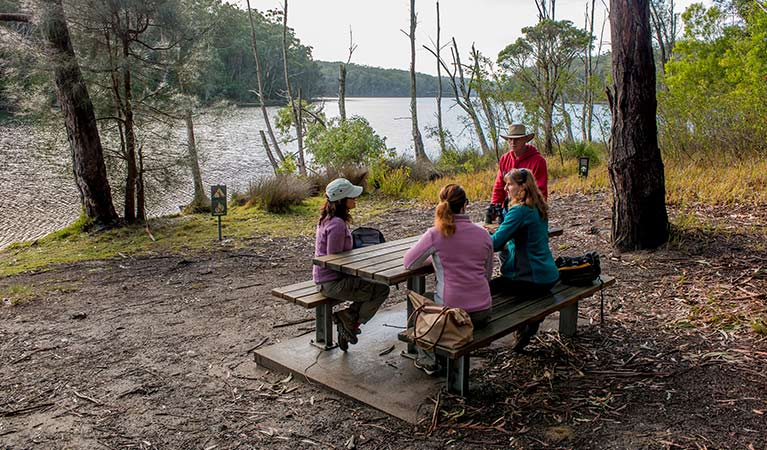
[314,61,449,97]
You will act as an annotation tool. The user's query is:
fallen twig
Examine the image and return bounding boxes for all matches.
[428,391,441,435]
[0,402,55,417]
[246,337,269,354]
[73,390,102,405]
[272,318,314,328]
[12,346,59,364]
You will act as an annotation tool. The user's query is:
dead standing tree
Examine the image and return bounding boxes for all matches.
[1,3,118,227]
[404,0,429,165]
[425,38,491,156]
[280,0,306,175]
[338,27,357,123]
[607,0,669,250]
[246,0,283,172]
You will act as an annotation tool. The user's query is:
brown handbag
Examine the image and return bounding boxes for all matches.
[406,291,474,350]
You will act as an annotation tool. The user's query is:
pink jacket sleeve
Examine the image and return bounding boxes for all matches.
[403,230,435,269]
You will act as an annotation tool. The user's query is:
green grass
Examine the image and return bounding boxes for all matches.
[0,284,35,305]
[0,195,404,277]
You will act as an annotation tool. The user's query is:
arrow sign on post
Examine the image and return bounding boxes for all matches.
[211,185,227,241]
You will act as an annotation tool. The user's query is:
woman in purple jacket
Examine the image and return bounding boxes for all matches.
[314,178,389,352]
[403,184,493,375]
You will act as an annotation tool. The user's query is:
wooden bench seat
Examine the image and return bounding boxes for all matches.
[398,275,616,395]
[271,281,340,349]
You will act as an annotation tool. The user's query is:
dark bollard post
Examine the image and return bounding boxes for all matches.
[578,157,590,177]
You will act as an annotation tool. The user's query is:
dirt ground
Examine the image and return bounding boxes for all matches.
[1,193,766,449]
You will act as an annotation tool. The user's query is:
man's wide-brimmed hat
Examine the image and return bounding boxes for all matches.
[501,124,535,142]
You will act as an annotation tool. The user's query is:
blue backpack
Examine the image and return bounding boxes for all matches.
[352,227,385,249]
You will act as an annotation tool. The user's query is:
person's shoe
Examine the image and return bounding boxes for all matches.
[511,321,541,352]
[353,323,362,335]
[414,358,441,376]
[333,309,359,345]
[336,323,350,352]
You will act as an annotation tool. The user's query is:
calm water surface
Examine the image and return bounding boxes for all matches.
[0,97,607,248]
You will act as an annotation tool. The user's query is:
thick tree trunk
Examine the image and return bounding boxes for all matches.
[408,0,428,164]
[185,110,209,211]
[136,145,145,222]
[608,0,669,251]
[338,64,347,122]
[36,0,118,226]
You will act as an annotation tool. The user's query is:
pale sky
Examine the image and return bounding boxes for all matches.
[242,0,706,76]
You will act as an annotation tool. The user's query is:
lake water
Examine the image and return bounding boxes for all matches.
[0,97,608,248]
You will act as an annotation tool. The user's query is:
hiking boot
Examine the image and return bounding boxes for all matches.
[337,323,350,352]
[414,357,441,376]
[333,309,359,345]
[511,321,541,352]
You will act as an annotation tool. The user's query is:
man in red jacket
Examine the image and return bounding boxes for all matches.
[488,124,548,221]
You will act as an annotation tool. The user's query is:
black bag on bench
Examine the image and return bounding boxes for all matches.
[352,227,385,249]
[556,252,601,286]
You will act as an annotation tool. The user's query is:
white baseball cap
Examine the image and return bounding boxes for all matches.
[325,178,363,202]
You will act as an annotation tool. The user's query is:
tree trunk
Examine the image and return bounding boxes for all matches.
[434,1,445,155]
[338,63,347,122]
[259,130,278,172]
[36,0,118,227]
[608,0,669,251]
[121,34,138,223]
[185,110,209,211]
[281,0,306,175]
[408,0,428,164]
[246,0,284,163]
[136,144,145,222]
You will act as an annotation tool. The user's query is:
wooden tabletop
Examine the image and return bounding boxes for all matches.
[312,226,564,286]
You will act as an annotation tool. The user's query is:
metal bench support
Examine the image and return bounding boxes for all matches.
[311,303,335,350]
[446,355,469,396]
[559,301,578,337]
[404,275,426,356]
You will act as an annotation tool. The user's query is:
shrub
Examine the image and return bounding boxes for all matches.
[305,166,370,197]
[305,116,389,168]
[369,160,419,198]
[244,175,311,213]
[559,141,604,166]
[434,148,496,175]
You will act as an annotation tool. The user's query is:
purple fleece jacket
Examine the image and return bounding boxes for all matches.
[313,216,352,283]
[403,215,493,312]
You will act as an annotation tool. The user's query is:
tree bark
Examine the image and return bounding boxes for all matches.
[338,63,347,122]
[608,0,669,251]
[246,0,284,163]
[185,110,209,211]
[434,1,445,155]
[281,0,306,175]
[121,31,138,223]
[35,0,118,226]
[408,0,428,164]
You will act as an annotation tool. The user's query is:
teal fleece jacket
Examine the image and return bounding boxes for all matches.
[491,204,559,285]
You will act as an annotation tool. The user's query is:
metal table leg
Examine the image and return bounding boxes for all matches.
[311,303,335,350]
[446,355,469,396]
[403,275,426,356]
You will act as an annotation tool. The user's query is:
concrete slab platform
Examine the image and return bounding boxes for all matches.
[255,302,592,424]
[255,302,442,424]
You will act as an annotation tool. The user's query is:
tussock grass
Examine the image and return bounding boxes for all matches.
[244,175,312,213]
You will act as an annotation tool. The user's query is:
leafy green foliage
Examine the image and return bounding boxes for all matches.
[314,61,449,97]
[659,3,767,158]
[560,141,604,166]
[305,116,389,168]
[434,148,495,175]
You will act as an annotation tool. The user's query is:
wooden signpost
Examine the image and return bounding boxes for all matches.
[211,185,227,240]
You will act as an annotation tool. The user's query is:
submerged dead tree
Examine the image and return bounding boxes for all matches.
[338,27,357,123]
[1,3,118,227]
[607,0,669,250]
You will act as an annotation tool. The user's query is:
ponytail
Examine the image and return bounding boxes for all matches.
[434,184,467,237]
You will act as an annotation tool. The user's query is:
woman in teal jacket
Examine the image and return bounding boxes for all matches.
[490,168,559,349]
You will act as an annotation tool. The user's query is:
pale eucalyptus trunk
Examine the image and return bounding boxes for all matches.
[409,0,428,164]
[281,0,306,175]
[185,110,209,210]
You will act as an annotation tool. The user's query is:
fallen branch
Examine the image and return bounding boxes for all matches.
[428,391,441,435]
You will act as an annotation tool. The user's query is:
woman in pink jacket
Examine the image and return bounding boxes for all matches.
[403,184,493,375]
